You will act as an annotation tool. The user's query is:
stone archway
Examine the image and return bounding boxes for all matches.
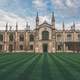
[43,43,48,52]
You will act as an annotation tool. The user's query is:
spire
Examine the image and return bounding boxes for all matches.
[36,12,39,21]
[16,22,18,31]
[28,25,30,31]
[51,12,55,29]
[52,12,55,22]
[62,21,65,31]
[26,22,29,31]
[71,21,75,31]
[73,21,75,29]
[9,26,12,31]
[5,23,8,31]
[36,12,39,26]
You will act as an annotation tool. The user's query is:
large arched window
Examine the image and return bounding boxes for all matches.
[30,34,34,41]
[19,33,24,41]
[42,31,49,40]
[0,33,3,41]
[9,33,13,41]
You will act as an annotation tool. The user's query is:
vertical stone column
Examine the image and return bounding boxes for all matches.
[48,42,52,53]
[4,32,9,52]
[63,31,66,52]
[34,29,39,53]
[52,28,56,53]
[15,31,19,51]
[25,31,29,51]
[73,31,76,52]
[51,12,56,53]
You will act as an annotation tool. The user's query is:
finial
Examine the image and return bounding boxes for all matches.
[36,12,39,26]
[9,26,12,31]
[28,25,30,31]
[26,22,28,30]
[52,11,55,22]
[73,21,75,31]
[5,23,8,31]
[73,21,75,27]
[16,22,18,31]
[36,12,39,21]
[63,21,65,31]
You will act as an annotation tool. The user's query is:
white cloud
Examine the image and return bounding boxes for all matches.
[32,0,48,13]
[51,0,80,8]
[51,0,65,9]
[39,15,51,24]
[0,0,9,4]
[0,9,27,30]
[51,0,80,16]
[66,0,74,7]
[53,0,64,8]
[32,0,44,8]
[65,0,80,8]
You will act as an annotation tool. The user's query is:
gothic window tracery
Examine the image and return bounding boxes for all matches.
[42,31,49,40]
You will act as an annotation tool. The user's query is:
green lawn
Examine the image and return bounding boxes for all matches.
[0,53,80,80]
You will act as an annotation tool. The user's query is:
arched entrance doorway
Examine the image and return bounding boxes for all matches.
[9,44,13,52]
[43,43,48,52]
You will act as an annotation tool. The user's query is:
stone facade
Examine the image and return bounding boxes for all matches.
[0,12,80,53]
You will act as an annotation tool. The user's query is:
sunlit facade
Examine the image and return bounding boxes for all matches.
[0,12,80,53]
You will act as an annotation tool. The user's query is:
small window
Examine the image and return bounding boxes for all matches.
[20,45,23,50]
[30,45,33,50]
[58,45,61,50]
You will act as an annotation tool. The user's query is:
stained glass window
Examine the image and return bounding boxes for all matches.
[42,31,49,40]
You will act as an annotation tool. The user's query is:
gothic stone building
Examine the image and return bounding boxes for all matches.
[0,12,80,53]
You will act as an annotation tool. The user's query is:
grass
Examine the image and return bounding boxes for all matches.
[0,53,80,80]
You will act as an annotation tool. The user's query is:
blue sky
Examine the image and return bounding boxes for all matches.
[0,0,80,30]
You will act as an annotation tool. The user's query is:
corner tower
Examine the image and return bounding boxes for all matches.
[4,23,8,52]
[51,12,56,53]
[36,12,39,28]
[51,12,55,29]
